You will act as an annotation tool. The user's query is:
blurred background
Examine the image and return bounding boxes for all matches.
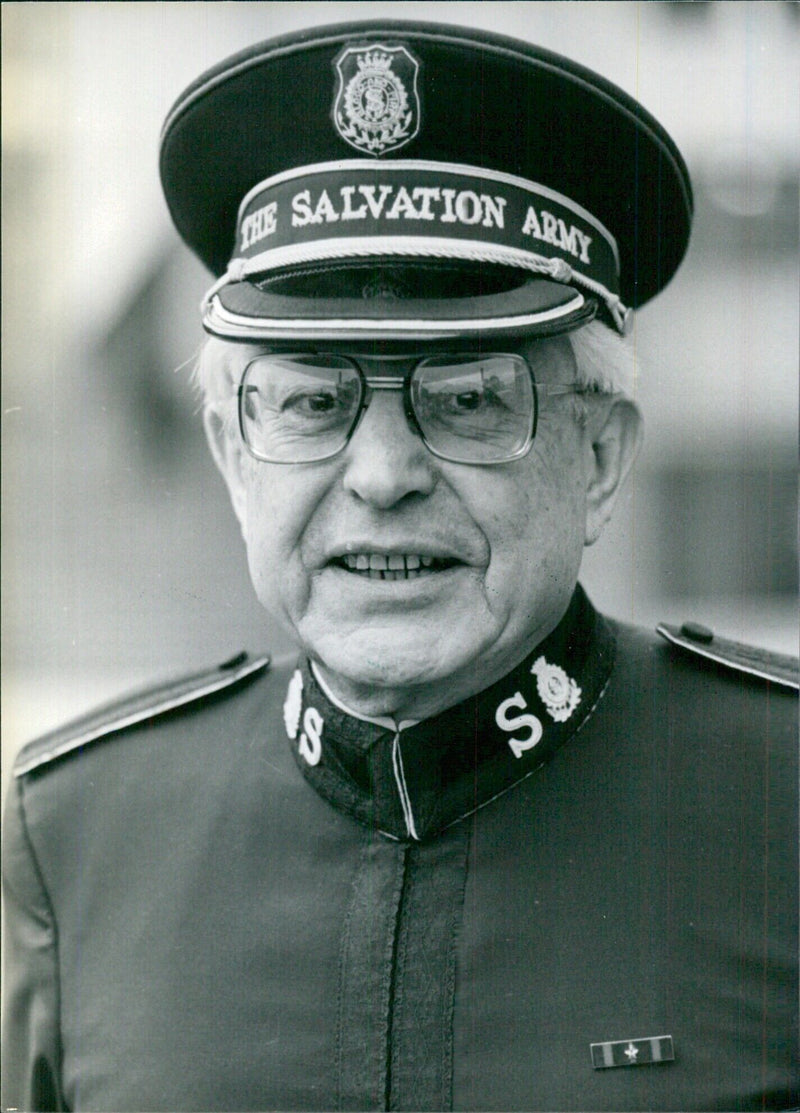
[3,1,798,767]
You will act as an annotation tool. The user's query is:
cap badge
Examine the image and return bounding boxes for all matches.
[333,43,420,156]
[531,656,582,722]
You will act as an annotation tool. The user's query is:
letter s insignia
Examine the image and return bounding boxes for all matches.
[495,691,543,759]
[298,706,323,766]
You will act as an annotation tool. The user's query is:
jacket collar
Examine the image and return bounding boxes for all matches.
[282,585,615,841]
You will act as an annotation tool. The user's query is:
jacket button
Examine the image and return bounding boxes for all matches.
[680,621,714,644]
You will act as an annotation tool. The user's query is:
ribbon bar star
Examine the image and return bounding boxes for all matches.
[590,1035,675,1069]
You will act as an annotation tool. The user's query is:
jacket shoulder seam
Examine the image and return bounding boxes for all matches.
[13,652,271,777]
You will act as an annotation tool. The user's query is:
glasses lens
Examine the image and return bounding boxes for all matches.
[240,355,362,462]
[411,354,535,463]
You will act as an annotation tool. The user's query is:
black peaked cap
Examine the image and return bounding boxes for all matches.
[160,20,692,339]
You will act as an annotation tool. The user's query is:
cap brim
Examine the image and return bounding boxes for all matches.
[205,276,597,342]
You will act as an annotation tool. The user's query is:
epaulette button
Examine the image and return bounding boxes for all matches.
[680,621,714,644]
[220,650,249,669]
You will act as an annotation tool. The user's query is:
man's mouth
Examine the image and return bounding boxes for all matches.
[331,553,459,581]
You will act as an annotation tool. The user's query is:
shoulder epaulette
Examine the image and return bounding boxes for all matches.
[14,651,271,778]
[657,622,799,691]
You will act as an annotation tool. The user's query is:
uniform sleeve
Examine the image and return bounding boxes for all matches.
[2,777,66,1112]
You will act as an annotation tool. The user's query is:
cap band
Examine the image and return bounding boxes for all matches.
[229,159,619,296]
[201,159,631,338]
[202,159,629,333]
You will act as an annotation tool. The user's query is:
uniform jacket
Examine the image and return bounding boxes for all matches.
[3,587,798,1112]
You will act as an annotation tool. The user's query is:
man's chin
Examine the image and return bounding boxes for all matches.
[314,634,459,692]
[302,620,493,714]
[293,571,504,710]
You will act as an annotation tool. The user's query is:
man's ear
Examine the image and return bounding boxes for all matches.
[583,397,643,546]
[203,408,249,536]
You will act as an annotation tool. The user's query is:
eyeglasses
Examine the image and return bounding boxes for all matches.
[238,351,588,466]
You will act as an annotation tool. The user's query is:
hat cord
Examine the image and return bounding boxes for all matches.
[203,242,629,334]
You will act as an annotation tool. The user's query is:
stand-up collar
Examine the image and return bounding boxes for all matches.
[281,585,615,841]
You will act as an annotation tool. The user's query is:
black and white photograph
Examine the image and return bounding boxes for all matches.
[2,2,798,1109]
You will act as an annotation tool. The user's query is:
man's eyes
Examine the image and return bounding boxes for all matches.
[425,386,511,416]
[450,390,482,412]
[282,389,340,414]
[275,384,360,422]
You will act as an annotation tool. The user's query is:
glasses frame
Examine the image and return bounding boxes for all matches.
[237,351,589,466]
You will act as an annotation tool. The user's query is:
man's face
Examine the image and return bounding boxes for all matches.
[214,334,629,718]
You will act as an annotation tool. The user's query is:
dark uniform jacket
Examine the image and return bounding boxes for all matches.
[3,588,798,1111]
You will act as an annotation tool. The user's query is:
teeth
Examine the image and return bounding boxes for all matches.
[338,552,450,578]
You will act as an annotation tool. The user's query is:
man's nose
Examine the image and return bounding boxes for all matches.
[341,390,438,508]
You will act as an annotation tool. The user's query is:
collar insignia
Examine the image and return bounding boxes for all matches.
[531,656,581,722]
[590,1035,675,1069]
[283,668,324,766]
[333,43,421,156]
[283,668,303,739]
[280,588,614,840]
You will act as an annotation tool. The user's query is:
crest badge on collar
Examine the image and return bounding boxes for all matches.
[531,656,582,722]
[333,43,421,156]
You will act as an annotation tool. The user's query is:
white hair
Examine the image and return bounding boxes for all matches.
[192,318,637,434]
[193,336,249,433]
[568,319,637,398]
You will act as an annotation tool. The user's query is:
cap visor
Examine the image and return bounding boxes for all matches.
[206,277,596,342]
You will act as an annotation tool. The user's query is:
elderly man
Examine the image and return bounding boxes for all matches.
[3,20,798,1113]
